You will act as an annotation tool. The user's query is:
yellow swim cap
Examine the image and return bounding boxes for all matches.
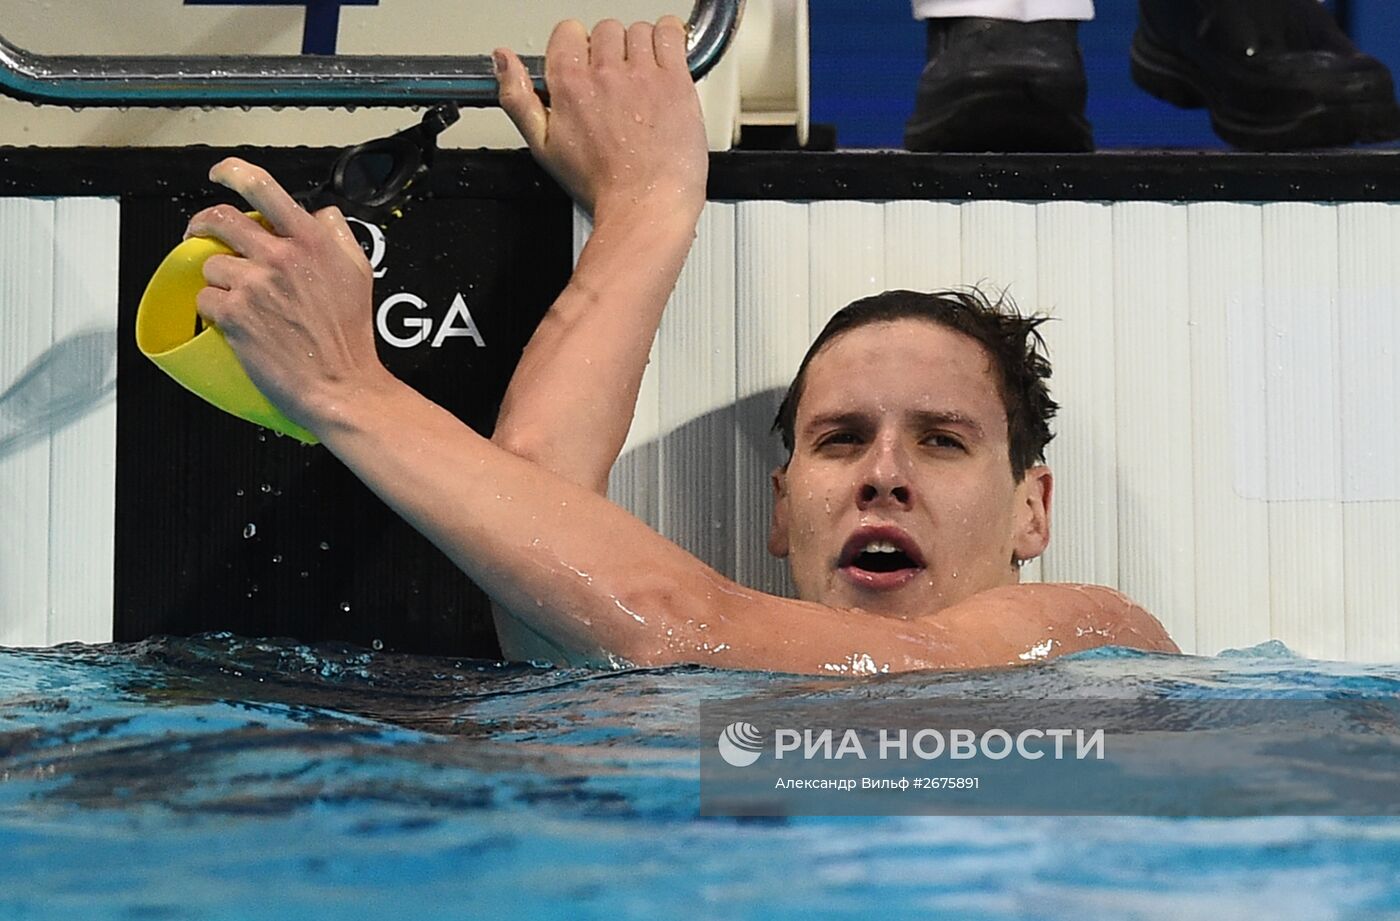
[136,221,319,445]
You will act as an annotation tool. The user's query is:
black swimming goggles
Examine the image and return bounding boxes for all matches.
[294,103,460,224]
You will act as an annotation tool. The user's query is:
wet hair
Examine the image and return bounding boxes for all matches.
[771,287,1058,480]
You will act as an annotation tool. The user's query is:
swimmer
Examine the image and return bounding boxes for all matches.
[183,17,1178,674]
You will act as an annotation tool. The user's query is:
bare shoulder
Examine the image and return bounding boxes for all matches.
[928,582,1180,662]
[541,568,1177,675]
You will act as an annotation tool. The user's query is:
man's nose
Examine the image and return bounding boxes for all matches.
[856,436,913,509]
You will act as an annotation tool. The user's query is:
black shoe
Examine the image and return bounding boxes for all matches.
[903,18,1093,153]
[1131,0,1400,150]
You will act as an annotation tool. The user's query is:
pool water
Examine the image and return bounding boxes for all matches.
[2,635,1398,920]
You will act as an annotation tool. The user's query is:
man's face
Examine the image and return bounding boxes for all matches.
[769,319,1051,618]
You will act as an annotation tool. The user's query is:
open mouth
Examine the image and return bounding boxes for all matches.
[851,541,918,573]
[838,528,926,589]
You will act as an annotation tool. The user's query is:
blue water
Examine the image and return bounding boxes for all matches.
[2,636,1399,920]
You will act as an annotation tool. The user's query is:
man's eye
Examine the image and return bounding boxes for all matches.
[924,433,965,450]
[818,432,860,448]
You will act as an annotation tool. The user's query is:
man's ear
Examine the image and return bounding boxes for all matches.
[768,465,791,559]
[1012,465,1052,564]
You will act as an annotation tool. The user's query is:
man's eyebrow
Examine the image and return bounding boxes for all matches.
[908,410,986,438]
[801,409,987,439]
[801,410,870,434]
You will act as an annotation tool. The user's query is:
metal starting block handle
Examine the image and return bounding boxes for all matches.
[0,0,743,107]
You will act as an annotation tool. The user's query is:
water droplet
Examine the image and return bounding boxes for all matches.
[319,541,330,550]
[235,488,245,497]
[371,638,383,651]
[243,523,257,539]
[260,483,272,494]
[339,601,351,613]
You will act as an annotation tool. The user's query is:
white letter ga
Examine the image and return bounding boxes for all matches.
[376,292,487,349]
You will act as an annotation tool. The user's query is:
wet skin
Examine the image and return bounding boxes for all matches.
[770,319,1052,621]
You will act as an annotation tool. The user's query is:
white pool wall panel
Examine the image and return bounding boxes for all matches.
[732,201,807,599]
[47,199,119,645]
[809,200,885,329]
[0,197,117,647]
[603,198,1400,662]
[1187,203,1273,656]
[882,200,962,293]
[1112,202,1198,652]
[1338,203,1400,661]
[1036,201,1118,590]
[1261,203,1348,660]
[1,199,54,647]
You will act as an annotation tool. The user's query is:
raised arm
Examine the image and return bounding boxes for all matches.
[489,18,707,496]
[485,19,708,662]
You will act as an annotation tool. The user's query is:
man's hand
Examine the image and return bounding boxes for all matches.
[494,17,708,222]
[184,159,391,437]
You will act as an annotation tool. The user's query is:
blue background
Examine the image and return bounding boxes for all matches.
[809,0,1400,149]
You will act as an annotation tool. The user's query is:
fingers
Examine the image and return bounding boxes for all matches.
[545,18,588,82]
[494,46,546,149]
[653,16,688,71]
[201,252,248,290]
[207,157,311,238]
[194,285,238,329]
[186,205,274,260]
[590,19,624,66]
[313,206,372,272]
[198,208,365,291]
[625,21,654,67]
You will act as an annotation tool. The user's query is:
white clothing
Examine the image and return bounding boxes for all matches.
[911,0,1094,21]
